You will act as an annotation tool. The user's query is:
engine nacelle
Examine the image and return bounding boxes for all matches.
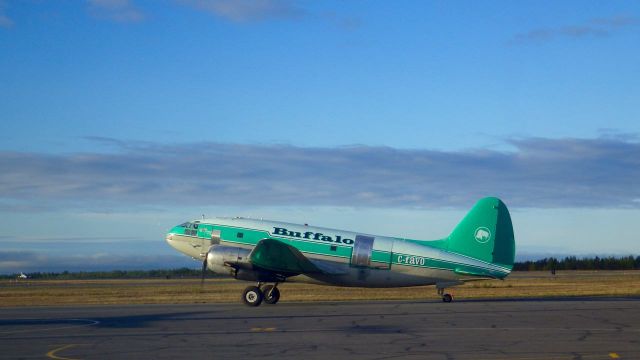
[206,244,287,282]
[206,245,252,276]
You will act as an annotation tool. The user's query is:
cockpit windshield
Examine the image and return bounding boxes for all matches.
[177,222,200,236]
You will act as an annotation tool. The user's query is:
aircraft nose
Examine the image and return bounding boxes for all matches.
[165,233,177,249]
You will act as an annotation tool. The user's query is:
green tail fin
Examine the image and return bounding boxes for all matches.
[446,197,515,269]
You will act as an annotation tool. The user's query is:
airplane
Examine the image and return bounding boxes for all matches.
[166,197,515,306]
[17,272,28,279]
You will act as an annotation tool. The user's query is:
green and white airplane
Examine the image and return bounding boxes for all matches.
[166,197,515,306]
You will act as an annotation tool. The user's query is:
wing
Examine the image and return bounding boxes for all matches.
[249,238,323,275]
[248,238,353,277]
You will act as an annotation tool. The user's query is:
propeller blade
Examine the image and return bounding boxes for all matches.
[201,253,208,288]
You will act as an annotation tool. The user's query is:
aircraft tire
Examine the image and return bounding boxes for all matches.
[262,285,280,305]
[442,293,453,303]
[242,286,263,306]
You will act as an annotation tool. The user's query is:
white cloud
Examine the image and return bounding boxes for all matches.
[0,0,13,28]
[179,0,305,23]
[0,135,638,211]
[509,14,639,45]
[88,0,145,23]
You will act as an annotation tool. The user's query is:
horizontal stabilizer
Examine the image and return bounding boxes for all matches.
[454,268,497,278]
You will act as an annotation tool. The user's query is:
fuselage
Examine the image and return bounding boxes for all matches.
[166,217,511,288]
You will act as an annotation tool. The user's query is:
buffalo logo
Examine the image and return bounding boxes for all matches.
[474,227,491,244]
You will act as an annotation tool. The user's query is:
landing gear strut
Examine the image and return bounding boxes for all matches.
[262,283,280,305]
[437,287,453,303]
[242,283,281,307]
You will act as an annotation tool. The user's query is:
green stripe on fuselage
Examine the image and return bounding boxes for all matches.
[393,252,507,278]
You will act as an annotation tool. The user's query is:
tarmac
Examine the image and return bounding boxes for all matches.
[1,297,639,359]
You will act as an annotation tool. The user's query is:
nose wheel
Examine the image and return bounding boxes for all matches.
[242,283,281,306]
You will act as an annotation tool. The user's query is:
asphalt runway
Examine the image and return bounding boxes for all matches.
[1,298,639,360]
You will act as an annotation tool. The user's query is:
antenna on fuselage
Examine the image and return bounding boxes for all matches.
[202,214,205,220]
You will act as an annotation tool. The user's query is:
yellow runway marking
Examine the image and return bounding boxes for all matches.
[46,344,83,360]
[250,327,277,332]
[609,353,620,359]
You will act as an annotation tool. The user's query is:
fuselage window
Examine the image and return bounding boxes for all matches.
[237,232,244,239]
[330,245,337,251]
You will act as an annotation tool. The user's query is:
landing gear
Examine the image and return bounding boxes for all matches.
[437,287,454,303]
[242,286,263,307]
[262,284,280,305]
[242,283,281,306]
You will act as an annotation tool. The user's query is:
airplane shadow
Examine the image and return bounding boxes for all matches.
[449,295,640,303]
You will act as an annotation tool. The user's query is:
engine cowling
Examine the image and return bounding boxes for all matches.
[205,244,287,282]
[206,245,252,276]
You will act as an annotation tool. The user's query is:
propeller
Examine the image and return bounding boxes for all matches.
[200,252,209,289]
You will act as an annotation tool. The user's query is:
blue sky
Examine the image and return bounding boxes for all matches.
[0,1,639,273]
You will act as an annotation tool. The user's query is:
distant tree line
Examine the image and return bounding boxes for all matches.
[1,267,204,280]
[2,256,640,279]
[513,256,640,271]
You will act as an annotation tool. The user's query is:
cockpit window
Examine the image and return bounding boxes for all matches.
[176,222,201,236]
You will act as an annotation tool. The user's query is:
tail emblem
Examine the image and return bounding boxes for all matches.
[474,227,491,244]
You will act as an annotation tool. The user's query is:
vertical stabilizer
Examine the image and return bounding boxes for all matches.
[446,197,515,269]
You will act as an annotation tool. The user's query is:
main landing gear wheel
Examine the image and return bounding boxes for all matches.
[442,293,453,303]
[262,285,280,305]
[242,286,263,307]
